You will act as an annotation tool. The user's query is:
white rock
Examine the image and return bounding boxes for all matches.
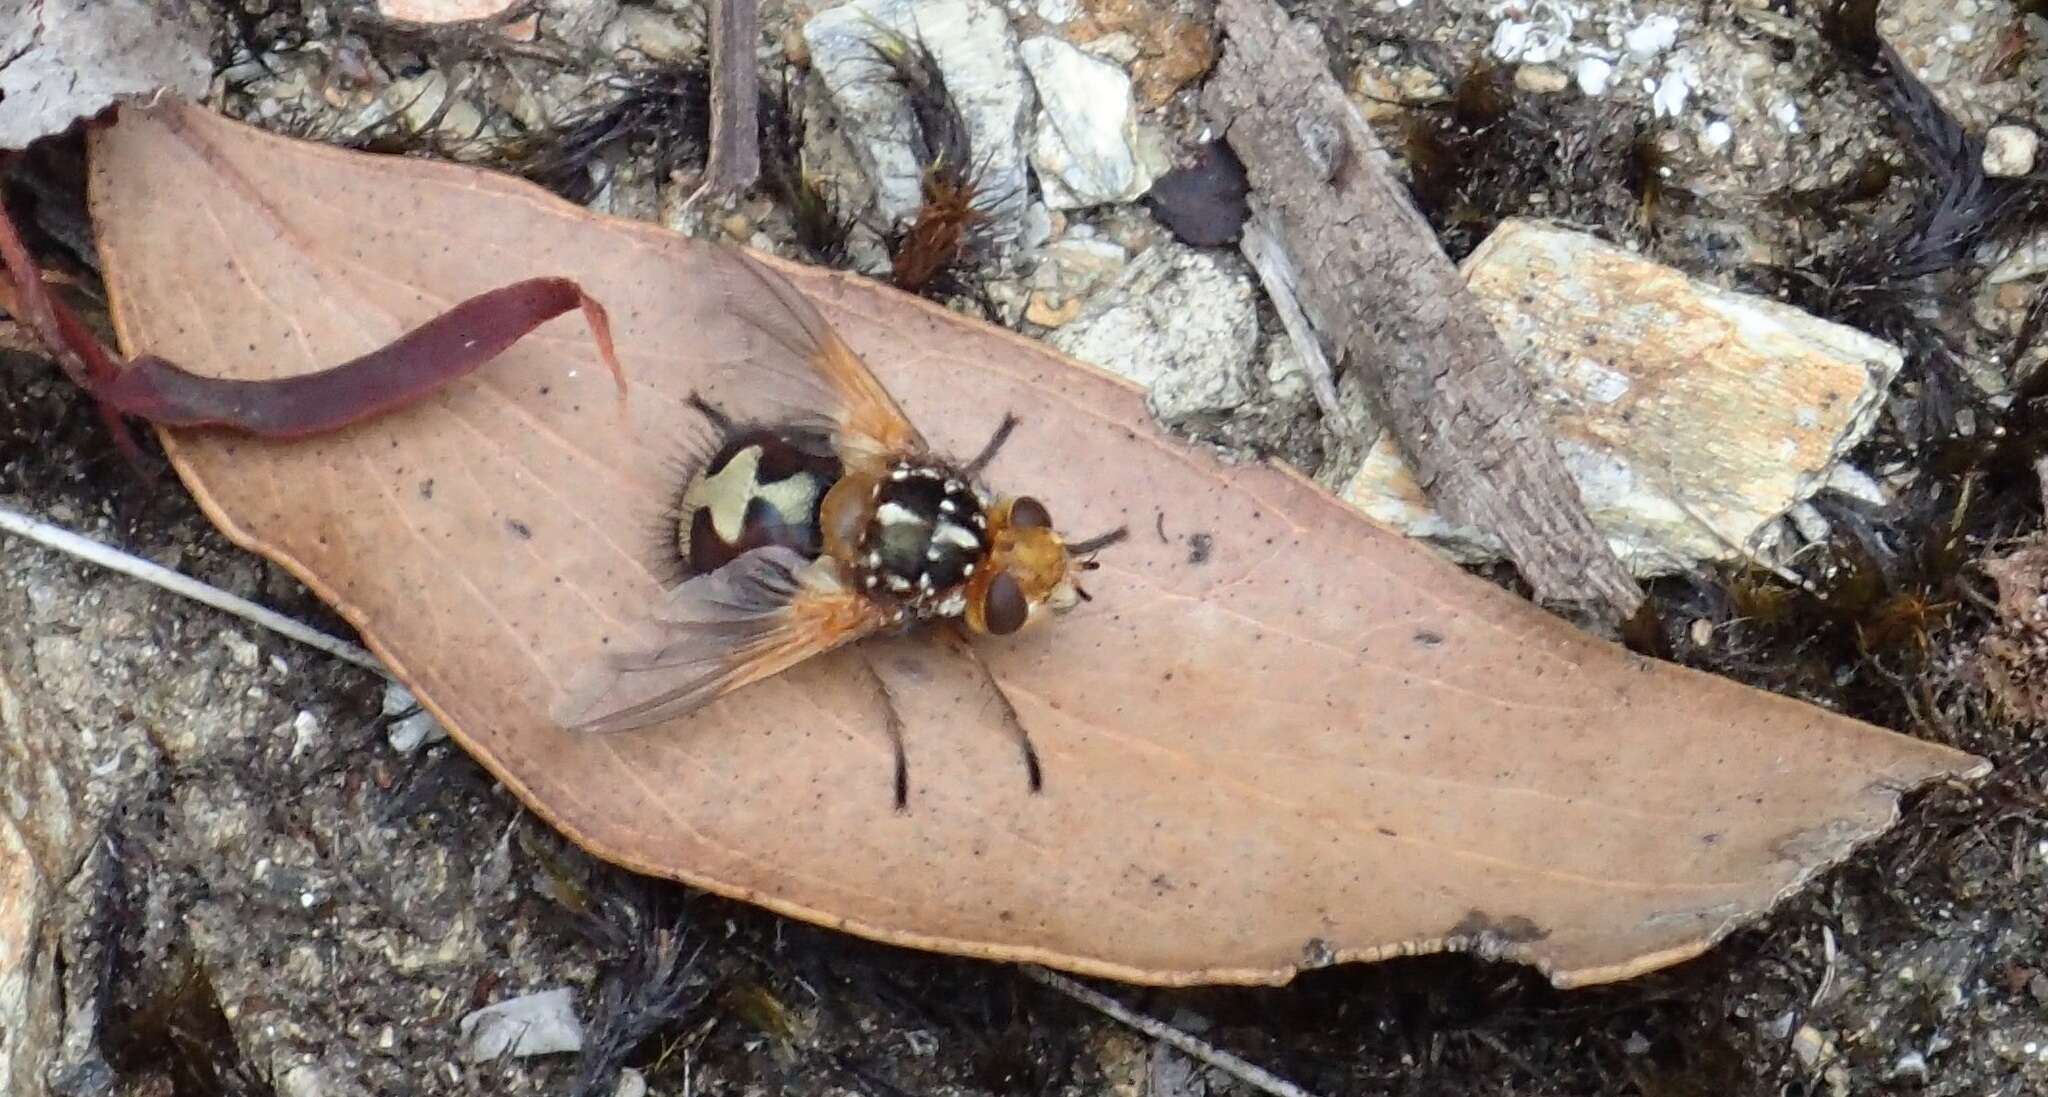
[1027,237,1128,294]
[381,683,448,753]
[387,708,447,753]
[1050,245,1256,422]
[1770,97,1801,133]
[1983,125,2039,178]
[803,0,1035,239]
[1989,231,2048,284]
[1019,37,1153,208]
[1486,0,1575,64]
[1651,63,1695,118]
[1625,14,1680,57]
[0,0,212,151]
[277,1063,331,1097]
[1699,119,1733,152]
[1342,220,1903,577]
[1077,31,1141,64]
[1574,57,1614,96]
[1016,201,1054,253]
[460,987,584,1061]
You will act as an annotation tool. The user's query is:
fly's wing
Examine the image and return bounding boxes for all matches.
[703,249,928,476]
[554,546,896,733]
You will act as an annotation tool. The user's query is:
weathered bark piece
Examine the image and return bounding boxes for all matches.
[694,0,762,200]
[1345,219,1904,577]
[1202,0,1642,623]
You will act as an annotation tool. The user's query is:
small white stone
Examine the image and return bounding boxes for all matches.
[1574,57,1613,96]
[460,988,584,1062]
[1625,14,1680,57]
[278,1064,330,1097]
[220,631,261,669]
[1651,65,1696,118]
[1700,119,1733,152]
[387,708,446,754]
[291,711,322,758]
[1983,125,2039,178]
[1770,98,1802,133]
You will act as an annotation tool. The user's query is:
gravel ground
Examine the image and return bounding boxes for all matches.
[5,0,2048,1095]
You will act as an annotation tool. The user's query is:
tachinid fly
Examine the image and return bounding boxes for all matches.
[554,250,1124,807]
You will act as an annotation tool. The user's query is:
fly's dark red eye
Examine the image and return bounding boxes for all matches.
[1010,496,1051,529]
[983,572,1030,635]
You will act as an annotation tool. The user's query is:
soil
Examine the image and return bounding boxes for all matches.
[5,0,2048,1095]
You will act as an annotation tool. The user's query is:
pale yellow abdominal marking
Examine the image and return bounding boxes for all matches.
[682,446,823,544]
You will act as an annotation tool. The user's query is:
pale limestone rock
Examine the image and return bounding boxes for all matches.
[1982,125,2039,178]
[1514,64,1571,94]
[1050,244,1255,422]
[1020,36,1155,208]
[460,987,584,1061]
[1343,219,1901,577]
[0,0,211,150]
[803,0,1035,239]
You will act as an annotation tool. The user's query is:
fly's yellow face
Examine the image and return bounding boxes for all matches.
[963,497,1082,635]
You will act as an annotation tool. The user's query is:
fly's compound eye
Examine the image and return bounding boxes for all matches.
[982,571,1031,635]
[1010,496,1052,529]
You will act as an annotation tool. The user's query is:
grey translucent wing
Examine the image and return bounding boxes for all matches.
[697,249,928,475]
[554,547,895,733]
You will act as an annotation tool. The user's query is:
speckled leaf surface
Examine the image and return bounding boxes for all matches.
[86,103,1985,988]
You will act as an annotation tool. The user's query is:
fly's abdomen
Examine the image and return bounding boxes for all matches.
[677,429,842,574]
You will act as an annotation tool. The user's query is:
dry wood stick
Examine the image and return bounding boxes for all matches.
[693,0,762,203]
[1202,0,1642,624]
[0,502,386,673]
[1021,967,1326,1097]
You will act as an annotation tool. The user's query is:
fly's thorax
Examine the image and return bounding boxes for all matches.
[676,429,841,575]
[839,460,990,617]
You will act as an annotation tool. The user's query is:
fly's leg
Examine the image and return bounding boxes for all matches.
[962,412,1019,478]
[938,622,1042,793]
[853,652,912,810]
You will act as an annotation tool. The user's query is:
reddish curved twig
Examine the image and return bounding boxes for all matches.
[0,196,622,457]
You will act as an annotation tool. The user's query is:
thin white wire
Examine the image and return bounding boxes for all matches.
[0,500,388,675]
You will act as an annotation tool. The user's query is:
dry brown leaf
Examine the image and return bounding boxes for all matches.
[86,102,1986,988]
